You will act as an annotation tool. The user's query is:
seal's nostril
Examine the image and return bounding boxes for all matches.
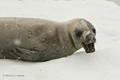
[93,37,96,42]
[85,34,96,44]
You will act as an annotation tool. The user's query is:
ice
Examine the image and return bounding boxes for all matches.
[13,39,21,46]
[53,44,56,46]
[0,0,120,80]
[16,59,19,62]
[6,39,9,41]
[16,57,21,62]
[0,50,3,52]
[62,47,64,48]
[49,29,53,32]
[3,56,5,59]
[42,39,45,41]
[5,24,8,27]
[18,57,21,59]
[28,34,32,38]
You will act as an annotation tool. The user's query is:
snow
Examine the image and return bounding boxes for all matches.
[14,39,21,46]
[0,0,120,80]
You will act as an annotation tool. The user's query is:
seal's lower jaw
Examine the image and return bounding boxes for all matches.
[82,42,95,53]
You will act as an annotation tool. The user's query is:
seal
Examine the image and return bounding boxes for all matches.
[0,17,96,62]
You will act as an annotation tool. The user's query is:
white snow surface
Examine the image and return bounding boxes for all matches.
[0,0,120,80]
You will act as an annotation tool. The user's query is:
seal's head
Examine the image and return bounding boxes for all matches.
[81,28,96,53]
[70,19,96,53]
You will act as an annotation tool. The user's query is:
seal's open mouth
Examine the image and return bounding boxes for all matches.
[82,43,95,53]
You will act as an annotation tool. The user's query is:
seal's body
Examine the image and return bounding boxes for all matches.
[0,18,96,62]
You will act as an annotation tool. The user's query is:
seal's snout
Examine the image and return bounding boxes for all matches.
[82,34,96,53]
[85,34,96,44]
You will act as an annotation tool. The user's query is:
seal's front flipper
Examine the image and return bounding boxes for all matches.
[1,47,42,62]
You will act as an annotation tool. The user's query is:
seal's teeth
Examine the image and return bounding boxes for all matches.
[87,50,89,52]
[86,46,89,50]
[92,49,94,51]
[86,46,88,48]
[90,44,92,49]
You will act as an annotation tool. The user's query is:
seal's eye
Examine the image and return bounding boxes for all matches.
[76,31,83,37]
[92,29,96,34]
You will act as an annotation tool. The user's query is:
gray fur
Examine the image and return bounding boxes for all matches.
[0,18,96,62]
